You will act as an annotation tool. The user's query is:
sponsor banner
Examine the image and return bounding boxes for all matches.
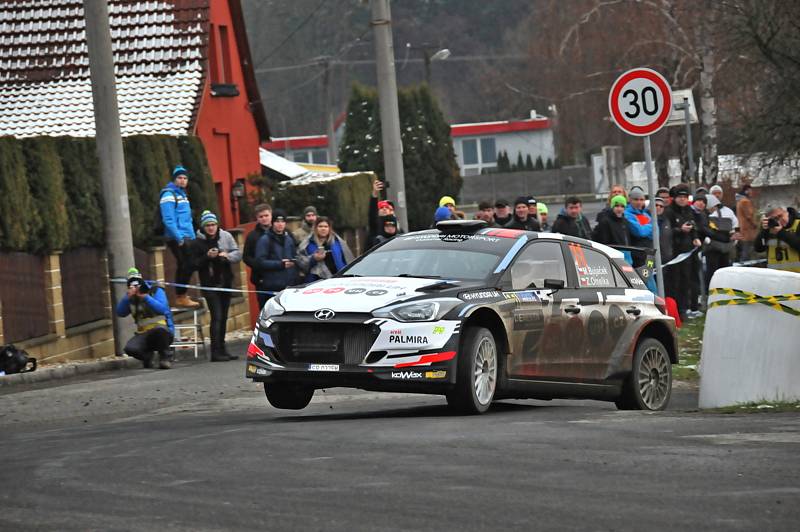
[401,233,501,244]
[503,290,542,304]
[372,320,459,351]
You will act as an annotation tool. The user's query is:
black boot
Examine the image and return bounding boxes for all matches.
[158,348,174,369]
[141,352,155,369]
[210,349,231,362]
[222,344,238,360]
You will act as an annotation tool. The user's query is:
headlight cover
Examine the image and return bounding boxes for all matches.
[259,296,284,322]
[373,298,461,322]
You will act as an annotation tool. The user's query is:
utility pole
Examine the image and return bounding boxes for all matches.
[322,58,337,166]
[370,0,408,231]
[83,0,136,353]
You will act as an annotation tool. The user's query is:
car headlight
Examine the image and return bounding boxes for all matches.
[259,297,284,322]
[373,299,461,322]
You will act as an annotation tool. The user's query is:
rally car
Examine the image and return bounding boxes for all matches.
[246,220,677,414]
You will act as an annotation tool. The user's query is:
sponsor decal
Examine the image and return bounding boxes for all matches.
[256,368,269,376]
[345,288,366,295]
[389,329,403,335]
[513,309,544,331]
[324,287,346,294]
[309,364,339,371]
[366,289,388,296]
[485,228,524,238]
[389,335,429,344]
[432,326,446,335]
[402,233,500,243]
[504,291,541,304]
[460,290,500,301]
[608,305,626,339]
[391,371,423,379]
[303,288,324,294]
[424,370,447,379]
[587,310,607,343]
[394,351,457,368]
[314,308,336,321]
[564,316,585,353]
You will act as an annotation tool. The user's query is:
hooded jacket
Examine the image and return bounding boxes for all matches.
[551,209,591,239]
[159,182,194,242]
[192,228,242,288]
[624,204,653,247]
[255,228,298,291]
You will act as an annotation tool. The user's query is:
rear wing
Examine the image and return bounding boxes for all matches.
[608,245,655,289]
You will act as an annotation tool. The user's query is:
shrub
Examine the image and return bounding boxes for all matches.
[22,137,69,253]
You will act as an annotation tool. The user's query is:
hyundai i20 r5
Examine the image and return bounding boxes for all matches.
[246,220,677,414]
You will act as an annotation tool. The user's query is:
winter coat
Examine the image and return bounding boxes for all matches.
[657,215,674,263]
[296,233,355,282]
[592,212,631,248]
[159,182,194,242]
[291,222,313,245]
[254,229,298,291]
[504,215,541,231]
[493,213,512,227]
[243,223,270,285]
[736,195,758,241]
[192,229,242,288]
[116,284,174,335]
[624,204,653,248]
[551,209,592,240]
[664,202,698,254]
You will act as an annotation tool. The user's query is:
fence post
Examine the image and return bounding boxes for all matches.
[44,251,66,338]
[148,246,166,284]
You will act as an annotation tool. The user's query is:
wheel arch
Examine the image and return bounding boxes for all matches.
[636,320,678,363]
[462,308,509,357]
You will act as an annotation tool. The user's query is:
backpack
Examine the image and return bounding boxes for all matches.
[0,344,37,375]
[154,188,179,240]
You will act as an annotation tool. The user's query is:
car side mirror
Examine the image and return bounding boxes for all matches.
[543,278,565,290]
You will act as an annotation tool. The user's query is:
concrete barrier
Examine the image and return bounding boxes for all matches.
[699,267,800,408]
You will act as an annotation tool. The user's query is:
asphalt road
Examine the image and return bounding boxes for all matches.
[1,341,798,531]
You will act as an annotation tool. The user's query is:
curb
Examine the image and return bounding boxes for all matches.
[0,357,142,388]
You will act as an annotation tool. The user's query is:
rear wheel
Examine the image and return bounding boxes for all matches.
[446,326,498,414]
[263,382,314,410]
[615,338,672,411]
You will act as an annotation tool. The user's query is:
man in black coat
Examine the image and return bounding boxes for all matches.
[552,196,592,239]
[242,203,272,309]
[664,185,701,317]
[591,194,630,248]
[505,196,541,231]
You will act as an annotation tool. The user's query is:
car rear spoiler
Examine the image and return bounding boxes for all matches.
[608,245,656,286]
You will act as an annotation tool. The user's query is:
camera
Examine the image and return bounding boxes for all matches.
[685,220,694,228]
[767,217,781,229]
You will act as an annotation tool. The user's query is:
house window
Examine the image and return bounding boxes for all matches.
[480,138,497,164]
[218,25,233,83]
[462,139,478,165]
[293,151,310,163]
[311,149,329,164]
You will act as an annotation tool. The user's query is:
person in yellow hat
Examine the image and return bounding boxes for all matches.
[438,195,465,219]
[537,202,550,232]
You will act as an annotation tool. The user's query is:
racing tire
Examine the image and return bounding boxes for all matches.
[263,382,314,410]
[615,337,672,411]
[446,326,498,415]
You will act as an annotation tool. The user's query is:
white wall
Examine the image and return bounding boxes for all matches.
[453,129,556,176]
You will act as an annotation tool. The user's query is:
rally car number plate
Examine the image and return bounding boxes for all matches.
[308,364,340,372]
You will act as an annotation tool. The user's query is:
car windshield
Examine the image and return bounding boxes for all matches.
[342,231,518,281]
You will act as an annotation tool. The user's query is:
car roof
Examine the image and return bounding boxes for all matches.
[404,226,625,260]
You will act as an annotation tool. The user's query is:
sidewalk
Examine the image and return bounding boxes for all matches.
[0,330,252,388]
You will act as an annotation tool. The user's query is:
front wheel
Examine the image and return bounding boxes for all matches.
[446,326,498,414]
[264,382,314,410]
[615,338,672,411]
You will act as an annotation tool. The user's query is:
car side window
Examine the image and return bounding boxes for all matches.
[566,243,615,288]
[510,242,568,290]
[612,264,629,287]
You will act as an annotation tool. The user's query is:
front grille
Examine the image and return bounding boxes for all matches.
[270,323,380,365]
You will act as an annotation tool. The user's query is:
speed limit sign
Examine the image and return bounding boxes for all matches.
[608,68,673,136]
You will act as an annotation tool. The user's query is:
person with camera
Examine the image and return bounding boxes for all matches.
[368,178,396,246]
[159,165,200,309]
[664,185,702,318]
[116,268,175,369]
[296,217,355,282]
[255,209,298,299]
[754,206,800,273]
[192,211,242,362]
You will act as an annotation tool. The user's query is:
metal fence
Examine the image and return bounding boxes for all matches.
[60,247,109,329]
[0,252,50,343]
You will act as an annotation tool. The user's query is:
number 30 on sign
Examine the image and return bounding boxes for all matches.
[608,68,672,137]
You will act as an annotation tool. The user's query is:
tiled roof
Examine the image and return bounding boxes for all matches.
[0,0,209,137]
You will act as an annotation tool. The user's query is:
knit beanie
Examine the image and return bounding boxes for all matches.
[434,206,452,222]
[172,165,188,179]
[200,210,218,227]
[439,195,456,208]
[537,202,549,215]
[610,195,628,208]
[126,267,143,286]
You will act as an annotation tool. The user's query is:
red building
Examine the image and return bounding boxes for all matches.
[0,0,269,229]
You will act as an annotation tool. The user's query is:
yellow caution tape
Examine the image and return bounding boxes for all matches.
[708,288,800,317]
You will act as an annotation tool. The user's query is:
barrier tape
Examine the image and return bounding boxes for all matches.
[731,259,768,267]
[708,288,800,317]
[662,248,699,268]
[110,278,276,296]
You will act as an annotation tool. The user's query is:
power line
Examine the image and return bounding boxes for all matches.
[254,0,327,69]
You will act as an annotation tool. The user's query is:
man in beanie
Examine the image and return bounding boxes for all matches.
[115,267,175,369]
[505,196,541,231]
[160,165,199,308]
[624,188,653,267]
[665,185,702,318]
[592,195,632,262]
[439,195,466,219]
[372,215,399,247]
[255,209,298,298]
[473,200,498,227]
[292,205,318,244]
[493,199,512,226]
[368,179,398,248]
[537,202,550,232]
[192,211,242,361]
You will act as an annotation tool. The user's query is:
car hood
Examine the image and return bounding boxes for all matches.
[277,277,475,313]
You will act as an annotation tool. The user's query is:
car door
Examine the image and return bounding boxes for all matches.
[500,241,569,379]
[558,242,626,381]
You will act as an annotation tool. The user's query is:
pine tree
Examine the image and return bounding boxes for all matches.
[0,138,33,250]
[535,155,544,170]
[526,154,535,170]
[546,158,554,170]
[22,137,69,253]
[515,152,524,171]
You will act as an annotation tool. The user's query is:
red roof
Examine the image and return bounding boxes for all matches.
[450,118,551,138]
[263,135,328,150]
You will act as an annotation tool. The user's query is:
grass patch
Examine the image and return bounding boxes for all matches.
[673,314,705,382]
[705,401,800,414]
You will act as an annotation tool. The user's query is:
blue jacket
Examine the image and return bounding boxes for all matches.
[302,237,348,283]
[255,230,298,291]
[159,182,194,242]
[116,284,174,335]
[624,204,653,245]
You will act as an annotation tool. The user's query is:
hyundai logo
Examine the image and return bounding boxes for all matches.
[314,309,336,321]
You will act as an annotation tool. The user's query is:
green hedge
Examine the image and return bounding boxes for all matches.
[272,172,375,230]
[0,135,216,253]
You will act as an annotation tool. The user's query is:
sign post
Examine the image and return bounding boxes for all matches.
[608,68,673,299]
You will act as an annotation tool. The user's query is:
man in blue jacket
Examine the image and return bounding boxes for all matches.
[116,268,175,369]
[254,209,298,297]
[624,188,653,267]
[160,165,199,308]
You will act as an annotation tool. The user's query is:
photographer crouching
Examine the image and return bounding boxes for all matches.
[116,268,175,369]
[755,207,800,273]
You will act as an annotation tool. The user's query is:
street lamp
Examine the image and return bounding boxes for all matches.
[406,43,451,84]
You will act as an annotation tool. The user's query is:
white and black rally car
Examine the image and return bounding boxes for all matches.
[246,220,677,414]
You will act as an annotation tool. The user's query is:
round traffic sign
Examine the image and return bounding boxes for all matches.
[608,68,672,136]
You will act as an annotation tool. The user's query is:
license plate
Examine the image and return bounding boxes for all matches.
[308,364,339,372]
